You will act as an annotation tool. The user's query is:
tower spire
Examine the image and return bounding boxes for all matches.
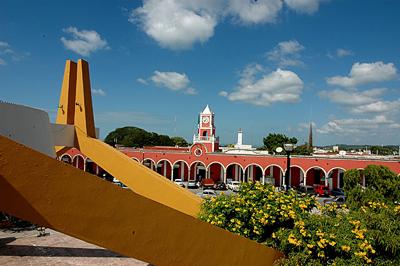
[307,122,313,149]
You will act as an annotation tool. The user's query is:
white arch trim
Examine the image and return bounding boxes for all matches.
[189,160,207,169]
[156,159,173,168]
[142,158,156,165]
[283,165,306,176]
[60,154,72,161]
[305,166,327,176]
[326,167,346,176]
[72,154,85,162]
[225,162,245,172]
[131,157,140,162]
[264,164,285,175]
[172,160,190,168]
[244,163,263,173]
[206,161,226,172]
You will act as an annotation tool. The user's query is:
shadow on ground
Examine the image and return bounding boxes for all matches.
[0,244,125,258]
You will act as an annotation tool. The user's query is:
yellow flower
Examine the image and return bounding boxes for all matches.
[341,245,351,252]
[272,232,276,238]
[355,251,367,258]
[307,243,315,249]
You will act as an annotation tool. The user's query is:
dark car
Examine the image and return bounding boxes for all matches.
[213,182,227,190]
[331,188,345,196]
[297,185,315,195]
[324,196,346,206]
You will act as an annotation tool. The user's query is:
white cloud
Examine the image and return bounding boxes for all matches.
[0,41,10,50]
[318,115,393,135]
[228,0,283,24]
[267,40,305,67]
[336,48,353,58]
[221,64,303,106]
[0,41,29,63]
[219,91,228,97]
[297,121,317,132]
[131,0,217,50]
[327,61,397,87]
[351,99,400,114]
[319,88,386,106]
[92,88,106,96]
[131,0,325,50]
[151,71,189,90]
[184,87,198,95]
[150,70,197,95]
[61,27,109,56]
[284,0,322,14]
[137,78,148,85]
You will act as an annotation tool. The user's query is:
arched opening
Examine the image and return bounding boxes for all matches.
[244,164,263,183]
[156,160,172,179]
[60,154,72,164]
[207,162,225,183]
[265,165,284,187]
[226,163,244,182]
[143,158,156,171]
[190,161,207,181]
[327,168,345,189]
[72,155,85,170]
[85,158,98,175]
[288,166,305,188]
[172,161,189,181]
[131,157,140,162]
[202,131,208,137]
[305,167,327,187]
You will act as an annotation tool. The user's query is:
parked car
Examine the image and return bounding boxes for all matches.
[173,179,186,188]
[297,185,315,195]
[214,181,227,190]
[331,188,345,196]
[323,196,346,206]
[228,181,241,192]
[187,181,199,189]
[113,181,128,189]
[197,189,217,198]
[201,178,215,189]
[314,184,330,197]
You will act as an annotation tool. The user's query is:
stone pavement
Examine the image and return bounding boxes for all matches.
[0,228,148,266]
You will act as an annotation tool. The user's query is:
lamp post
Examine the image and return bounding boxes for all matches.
[283,143,295,191]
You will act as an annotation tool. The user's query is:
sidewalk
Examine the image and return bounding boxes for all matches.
[0,228,148,266]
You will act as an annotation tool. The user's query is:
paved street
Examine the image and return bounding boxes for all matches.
[0,228,148,266]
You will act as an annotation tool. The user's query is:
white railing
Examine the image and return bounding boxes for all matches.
[193,135,219,142]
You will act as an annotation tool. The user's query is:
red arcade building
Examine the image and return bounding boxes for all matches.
[62,105,400,190]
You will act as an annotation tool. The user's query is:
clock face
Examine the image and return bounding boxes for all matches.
[202,116,209,124]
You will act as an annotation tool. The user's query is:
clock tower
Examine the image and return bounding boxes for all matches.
[193,105,220,152]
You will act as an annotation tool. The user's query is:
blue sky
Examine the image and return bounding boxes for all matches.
[1,0,400,146]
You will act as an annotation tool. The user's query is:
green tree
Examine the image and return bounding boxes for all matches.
[104,126,177,148]
[262,133,297,153]
[344,165,400,207]
[292,143,313,155]
[370,146,394,155]
[171,136,189,147]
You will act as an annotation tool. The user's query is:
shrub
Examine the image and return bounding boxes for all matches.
[199,181,400,265]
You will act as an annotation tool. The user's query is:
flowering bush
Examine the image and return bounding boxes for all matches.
[199,182,400,265]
